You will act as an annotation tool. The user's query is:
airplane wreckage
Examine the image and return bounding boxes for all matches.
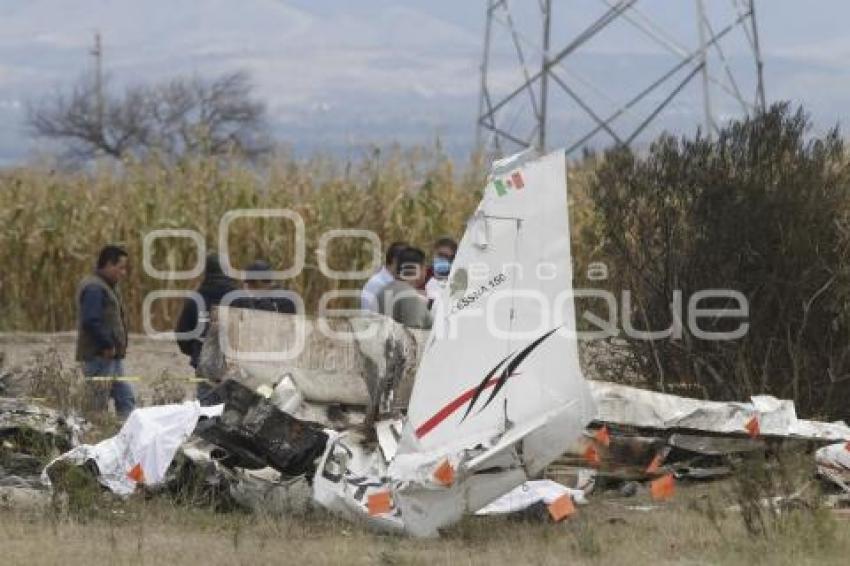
[7,149,850,534]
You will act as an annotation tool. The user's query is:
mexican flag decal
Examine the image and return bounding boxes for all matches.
[493,170,525,196]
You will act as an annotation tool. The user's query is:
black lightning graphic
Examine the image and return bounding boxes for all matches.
[477,327,561,413]
[460,326,562,422]
[460,353,513,423]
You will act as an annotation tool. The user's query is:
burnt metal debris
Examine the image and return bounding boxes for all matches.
[194,379,328,478]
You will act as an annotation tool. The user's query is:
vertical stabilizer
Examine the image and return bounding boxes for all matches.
[400,149,595,455]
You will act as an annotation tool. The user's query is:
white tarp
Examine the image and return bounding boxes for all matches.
[43,401,223,495]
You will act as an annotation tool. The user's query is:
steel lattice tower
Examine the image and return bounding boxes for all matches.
[477,0,766,155]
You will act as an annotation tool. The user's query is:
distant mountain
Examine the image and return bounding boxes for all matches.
[1,0,849,164]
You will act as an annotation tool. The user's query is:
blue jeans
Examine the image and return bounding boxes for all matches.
[196,380,216,406]
[82,357,136,418]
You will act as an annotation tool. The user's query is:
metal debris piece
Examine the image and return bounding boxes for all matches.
[0,397,85,449]
[0,396,86,491]
[668,433,765,456]
[816,442,850,493]
[195,379,328,477]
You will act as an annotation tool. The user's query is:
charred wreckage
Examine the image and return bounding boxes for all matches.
[4,150,850,534]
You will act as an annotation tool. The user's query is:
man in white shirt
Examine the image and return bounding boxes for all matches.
[425,237,458,304]
[377,247,433,329]
[361,241,408,312]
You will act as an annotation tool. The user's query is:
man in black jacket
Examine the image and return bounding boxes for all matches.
[230,259,298,314]
[175,254,238,402]
[76,245,135,417]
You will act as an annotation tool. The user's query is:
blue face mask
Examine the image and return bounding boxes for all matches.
[433,256,452,277]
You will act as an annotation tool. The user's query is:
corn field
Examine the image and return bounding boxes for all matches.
[0,147,597,333]
[4,106,850,420]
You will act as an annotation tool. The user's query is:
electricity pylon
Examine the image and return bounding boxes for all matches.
[477,0,766,155]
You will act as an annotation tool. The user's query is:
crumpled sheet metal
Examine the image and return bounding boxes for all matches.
[311,398,591,537]
[200,308,427,412]
[475,479,587,515]
[590,382,850,440]
[816,442,850,492]
[170,438,314,515]
[311,431,522,537]
[0,397,86,448]
[0,397,87,492]
[312,430,404,532]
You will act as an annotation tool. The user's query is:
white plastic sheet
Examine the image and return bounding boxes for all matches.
[43,401,223,495]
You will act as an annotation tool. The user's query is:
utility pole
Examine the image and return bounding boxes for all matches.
[477,1,496,152]
[538,0,552,152]
[695,0,713,138]
[748,0,766,113]
[91,31,104,139]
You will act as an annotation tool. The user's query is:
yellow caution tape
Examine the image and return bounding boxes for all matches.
[88,375,204,383]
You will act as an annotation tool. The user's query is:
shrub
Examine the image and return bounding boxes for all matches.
[588,103,850,419]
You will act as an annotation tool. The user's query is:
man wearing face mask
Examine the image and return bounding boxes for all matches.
[425,237,457,305]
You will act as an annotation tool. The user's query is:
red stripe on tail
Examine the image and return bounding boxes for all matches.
[414,373,519,438]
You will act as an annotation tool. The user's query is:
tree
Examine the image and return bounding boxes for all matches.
[27,71,271,162]
[587,103,850,419]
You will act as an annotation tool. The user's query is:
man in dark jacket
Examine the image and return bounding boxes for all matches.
[230,259,298,314]
[76,245,135,418]
[175,254,238,402]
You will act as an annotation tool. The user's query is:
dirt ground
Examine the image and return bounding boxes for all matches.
[0,332,197,406]
[2,333,850,565]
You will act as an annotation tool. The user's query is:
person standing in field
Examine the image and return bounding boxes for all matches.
[175,253,238,403]
[425,236,457,305]
[377,246,433,329]
[229,259,298,314]
[76,245,135,418]
[361,241,408,313]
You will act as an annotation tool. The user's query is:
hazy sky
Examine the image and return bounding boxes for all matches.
[0,0,848,163]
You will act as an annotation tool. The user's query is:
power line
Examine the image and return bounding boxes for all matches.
[477,0,767,155]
